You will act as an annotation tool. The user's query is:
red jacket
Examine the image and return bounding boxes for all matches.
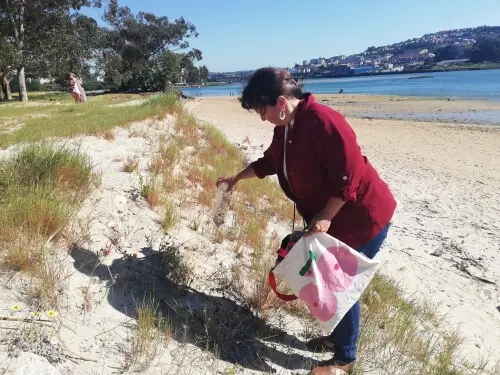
[250,93,396,249]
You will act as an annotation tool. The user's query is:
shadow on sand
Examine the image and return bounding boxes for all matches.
[69,241,317,373]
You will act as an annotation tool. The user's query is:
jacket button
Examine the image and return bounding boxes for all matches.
[342,175,348,181]
[289,140,292,143]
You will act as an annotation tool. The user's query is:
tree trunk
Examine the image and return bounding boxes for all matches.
[6,0,28,102]
[1,75,12,101]
[17,66,28,102]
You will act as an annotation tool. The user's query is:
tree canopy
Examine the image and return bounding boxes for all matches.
[0,0,105,101]
[469,36,500,63]
[434,45,463,62]
[0,0,209,101]
[98,4,208,91]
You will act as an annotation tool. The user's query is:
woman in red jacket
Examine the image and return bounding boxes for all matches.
[217,67,397,374]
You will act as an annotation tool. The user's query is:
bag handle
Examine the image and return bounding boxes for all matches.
[268,271,298,301]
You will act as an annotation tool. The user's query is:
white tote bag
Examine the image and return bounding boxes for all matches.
[268,232,380,332]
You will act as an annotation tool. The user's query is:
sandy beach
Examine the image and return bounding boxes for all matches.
[0,93,498,375]
[187,94,500,362]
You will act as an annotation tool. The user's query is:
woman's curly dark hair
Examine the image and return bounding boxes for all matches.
[239,67,305,111]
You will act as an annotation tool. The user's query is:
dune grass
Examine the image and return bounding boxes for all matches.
[122,297,169,372]
[0,94,178,308]
[0,143,94,237]
[353,273,497,375]
[139,174,161,208]
[0,143,95,307]
[0,93,181,147]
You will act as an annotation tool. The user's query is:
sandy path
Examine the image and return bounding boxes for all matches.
[187,95,500,363]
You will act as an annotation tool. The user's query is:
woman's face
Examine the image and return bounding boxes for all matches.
[255,96,287,126]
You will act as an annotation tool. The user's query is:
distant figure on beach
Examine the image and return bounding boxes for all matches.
[339,88,344,94]
[69,73,87,104]
[216,67,396,374]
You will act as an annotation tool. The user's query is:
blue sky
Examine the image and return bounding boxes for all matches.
[84,0,500,72]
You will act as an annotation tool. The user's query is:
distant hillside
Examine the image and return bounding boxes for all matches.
[363,26,500,57]
[209,26,500,81]
[290,26,500,79]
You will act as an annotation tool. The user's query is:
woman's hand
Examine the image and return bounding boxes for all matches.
[216,175,239,191]
[305,197,346,236]
[306,212,332,236]
[216,165,258,191]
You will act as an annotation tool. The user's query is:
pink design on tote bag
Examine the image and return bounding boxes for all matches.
[298,246,359,321]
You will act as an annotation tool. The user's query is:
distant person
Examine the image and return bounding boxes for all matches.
[216,67,397,374]
[339,88,344,94]
[69,73,87,104]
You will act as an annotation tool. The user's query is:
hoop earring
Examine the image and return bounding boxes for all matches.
[279,110,286,121]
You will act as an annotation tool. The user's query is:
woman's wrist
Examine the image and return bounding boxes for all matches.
[320,196,346,220]
[236,165,256,182]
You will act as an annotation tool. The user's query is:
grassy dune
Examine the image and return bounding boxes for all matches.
[0,92,498,374]
[0,93,181,147]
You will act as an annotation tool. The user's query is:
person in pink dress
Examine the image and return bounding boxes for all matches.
[69,73,86,104]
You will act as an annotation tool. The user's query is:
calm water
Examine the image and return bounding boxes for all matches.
[183,69,500,101]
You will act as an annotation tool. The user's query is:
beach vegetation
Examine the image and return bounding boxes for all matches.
[0,93,180,147]
[140,175,161,208]
[122,297,169,372]
[121,155,139,173]
[161,199,177,233]
[0,143,95,308]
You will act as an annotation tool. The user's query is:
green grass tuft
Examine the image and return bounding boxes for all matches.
[0,143,95,307]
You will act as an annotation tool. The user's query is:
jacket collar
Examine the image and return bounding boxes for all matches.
[294,92,314,121]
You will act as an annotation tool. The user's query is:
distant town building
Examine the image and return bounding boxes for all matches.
[294,66,313,74]
[352,67,376,75]
[335,64,351,75]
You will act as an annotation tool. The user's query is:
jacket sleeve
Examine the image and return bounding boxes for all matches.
[312,110,366,202]
[250,126,282,179]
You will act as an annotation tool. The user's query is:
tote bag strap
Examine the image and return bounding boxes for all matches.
[268,271,298,301]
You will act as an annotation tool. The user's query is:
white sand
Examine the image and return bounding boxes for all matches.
[0,94,499,375]
[0,115,318,375]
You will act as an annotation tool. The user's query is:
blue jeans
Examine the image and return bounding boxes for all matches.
[330,224,391,363]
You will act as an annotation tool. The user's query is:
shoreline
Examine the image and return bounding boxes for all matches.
[187,94,500,126]
[183,92,500,104]
[204,66,500,85]
[185,69,500,103]
[292,65,500,80]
